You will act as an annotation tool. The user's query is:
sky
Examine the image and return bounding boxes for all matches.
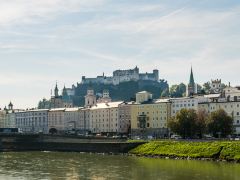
[0,0,240,109]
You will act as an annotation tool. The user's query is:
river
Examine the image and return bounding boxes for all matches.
[0,152,239,180]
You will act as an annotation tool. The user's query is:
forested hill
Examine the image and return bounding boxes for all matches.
[72,80,169,107]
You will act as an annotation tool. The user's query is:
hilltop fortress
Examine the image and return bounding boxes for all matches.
[81,66,159,85]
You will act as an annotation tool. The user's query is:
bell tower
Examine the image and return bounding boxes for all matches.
[85,87,96,107]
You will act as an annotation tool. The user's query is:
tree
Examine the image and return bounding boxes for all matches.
[161,88,169,98]
[168,109,198,138]
[196,109,208,138]
[203,82,211,94]
[197,84,203,94]
[207,109,233,138]
[169,83,186,97]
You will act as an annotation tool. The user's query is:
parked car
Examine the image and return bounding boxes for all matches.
[147,136,153,140]
[112,135,121,139]
[203,134,215,139]
[66,130,76,135]
[170,135,182,139]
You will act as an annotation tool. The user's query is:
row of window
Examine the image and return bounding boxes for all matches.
[173,104,195,108]
[16,112,47,117]
[93,123,118,128]
[16,119,47,126]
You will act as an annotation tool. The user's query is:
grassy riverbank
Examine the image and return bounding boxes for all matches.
[129,141,240,162]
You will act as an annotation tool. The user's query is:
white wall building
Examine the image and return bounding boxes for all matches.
[97,90,112,103]
[224,86,240,101]
[85,88,97,107]
[170,97,198,117]
[136,91,153,104]
[15,109,49,134]
[64,107,85,132]
[48,108,65,133]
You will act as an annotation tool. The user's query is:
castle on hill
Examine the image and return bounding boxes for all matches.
[81,66,159,85]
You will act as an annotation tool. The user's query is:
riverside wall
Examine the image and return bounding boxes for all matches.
[0,134,144,153]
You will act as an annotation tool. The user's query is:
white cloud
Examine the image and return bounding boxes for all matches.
[0,0,106,26]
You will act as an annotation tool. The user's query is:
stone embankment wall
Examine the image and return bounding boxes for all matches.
[0,134,144,153]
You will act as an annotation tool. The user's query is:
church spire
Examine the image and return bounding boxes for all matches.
[186,66,196,97]
[54,82,59,97]
[189,66,195,86]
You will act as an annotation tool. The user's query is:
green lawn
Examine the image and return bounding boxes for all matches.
[129,141,240,161]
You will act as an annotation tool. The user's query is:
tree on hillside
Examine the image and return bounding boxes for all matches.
[203,82,211,94]
[168,109,198,138]
[169,83,186,97]
[161,88,169,98]
[207,109,233,138]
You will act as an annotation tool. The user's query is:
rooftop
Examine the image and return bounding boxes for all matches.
[90,101,124,110]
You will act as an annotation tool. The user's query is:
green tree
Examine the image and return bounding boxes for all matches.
[196,109,208,138]
[203,82,211,94]
[161,88,169,97]
[168,109,198,138]
[207,109,233,138]
[169,83,186,97]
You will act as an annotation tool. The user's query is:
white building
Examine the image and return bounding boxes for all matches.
[15,109,49,134]
[118,102,132,134]
[170,97,198,117]
[64,107,85,132]
[198,101,240,134]
[48,108,65,134]
[0,110,6,128]
[136,91,153,104]
[85,88,97,107]
[224,86,240,101]
[97,90,112,103]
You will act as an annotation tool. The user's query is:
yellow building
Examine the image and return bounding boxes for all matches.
[88,101,124,134]
[130,98,171,138]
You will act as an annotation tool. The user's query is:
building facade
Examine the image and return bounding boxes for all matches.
[130,99,171,138]
[97,89,112,103]
[118,102,132,134]
[64,107,85,133]
[170,97,198,117]
[85,88,97,107]
[198,98,240,134]
[88,101,124,134]
[15,109,49,134]
[50,84,73,109]
[48,108,65,134]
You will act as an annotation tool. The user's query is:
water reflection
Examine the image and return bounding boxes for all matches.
[0,152,239,180]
